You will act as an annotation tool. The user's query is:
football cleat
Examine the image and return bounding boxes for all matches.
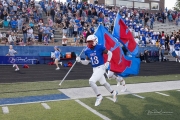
[112,91,118,102]
[95,95,103,106]
[121,86,127,92]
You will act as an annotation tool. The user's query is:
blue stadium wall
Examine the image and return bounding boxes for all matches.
[0,46,159,64]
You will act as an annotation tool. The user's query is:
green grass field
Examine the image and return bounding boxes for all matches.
[0,100,102,120]
[81,90,180,120]
[0,75,180,120]
[0,90,179,120]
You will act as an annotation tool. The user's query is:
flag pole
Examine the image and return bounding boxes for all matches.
[59,48,85,86]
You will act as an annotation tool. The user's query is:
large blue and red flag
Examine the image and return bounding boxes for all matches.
[94,24,140,76]
[112,13,139,56]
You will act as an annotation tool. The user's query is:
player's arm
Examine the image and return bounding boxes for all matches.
[103,49,112,68]
[103,49,112,62]
[76,56,90,65]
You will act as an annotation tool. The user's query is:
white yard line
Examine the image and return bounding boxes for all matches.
[126,90,145,99]
[177,90,180,91]
[2,106,9,114]
[75,99,111,120]
[155,92,170,96]
[106,97,114,102]
[41,103,51,109]
[131,94,145,99]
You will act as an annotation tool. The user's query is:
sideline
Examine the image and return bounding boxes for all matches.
[59,80,180,99]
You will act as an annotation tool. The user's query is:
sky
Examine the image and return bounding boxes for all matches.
[165,0,176,9]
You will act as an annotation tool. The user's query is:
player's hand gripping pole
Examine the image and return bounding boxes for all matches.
[59,48,84,86]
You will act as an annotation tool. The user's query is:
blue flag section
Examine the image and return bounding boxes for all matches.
[113,13,139,56]
[94,24,140,77]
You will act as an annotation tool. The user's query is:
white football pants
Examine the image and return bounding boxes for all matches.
[89,65,106,85]
[107,70,123,82]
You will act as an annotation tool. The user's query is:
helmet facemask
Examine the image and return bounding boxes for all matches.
[87,40,94,48]
[86,35,98,48]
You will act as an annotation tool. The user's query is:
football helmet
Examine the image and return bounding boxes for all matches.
[86,35,98,48]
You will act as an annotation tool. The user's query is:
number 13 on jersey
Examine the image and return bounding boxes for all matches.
[90,56,99,65]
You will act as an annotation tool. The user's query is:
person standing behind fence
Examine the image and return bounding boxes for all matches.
[165,34,169,50]
[6,45,20,71]
[11,18,18,33]
[54,46,61,70]
[169,37,175,54]
[174,39,180,62]
[22,23,27,46]
[159,37,166,62]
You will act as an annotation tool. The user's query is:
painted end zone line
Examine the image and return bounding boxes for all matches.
[41,103,51,109]
[155,92,169,96]
[75,100,111,120]
[2,106,9,114]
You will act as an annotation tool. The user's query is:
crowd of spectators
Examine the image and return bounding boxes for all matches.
[0,0,179,50]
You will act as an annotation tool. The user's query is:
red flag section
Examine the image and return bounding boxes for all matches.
[104,33,131,73]
[119,20,136,52]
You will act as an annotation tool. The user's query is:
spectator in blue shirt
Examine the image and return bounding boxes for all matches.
[150,17,154,29]
[142,34,146,46]
[11,18,18,33]
[159,37,166,62]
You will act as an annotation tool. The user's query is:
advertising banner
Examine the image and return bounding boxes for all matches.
[0,56,39,64]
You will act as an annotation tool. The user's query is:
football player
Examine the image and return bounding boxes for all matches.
[76,35,118,106]
[107,70,127,92]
